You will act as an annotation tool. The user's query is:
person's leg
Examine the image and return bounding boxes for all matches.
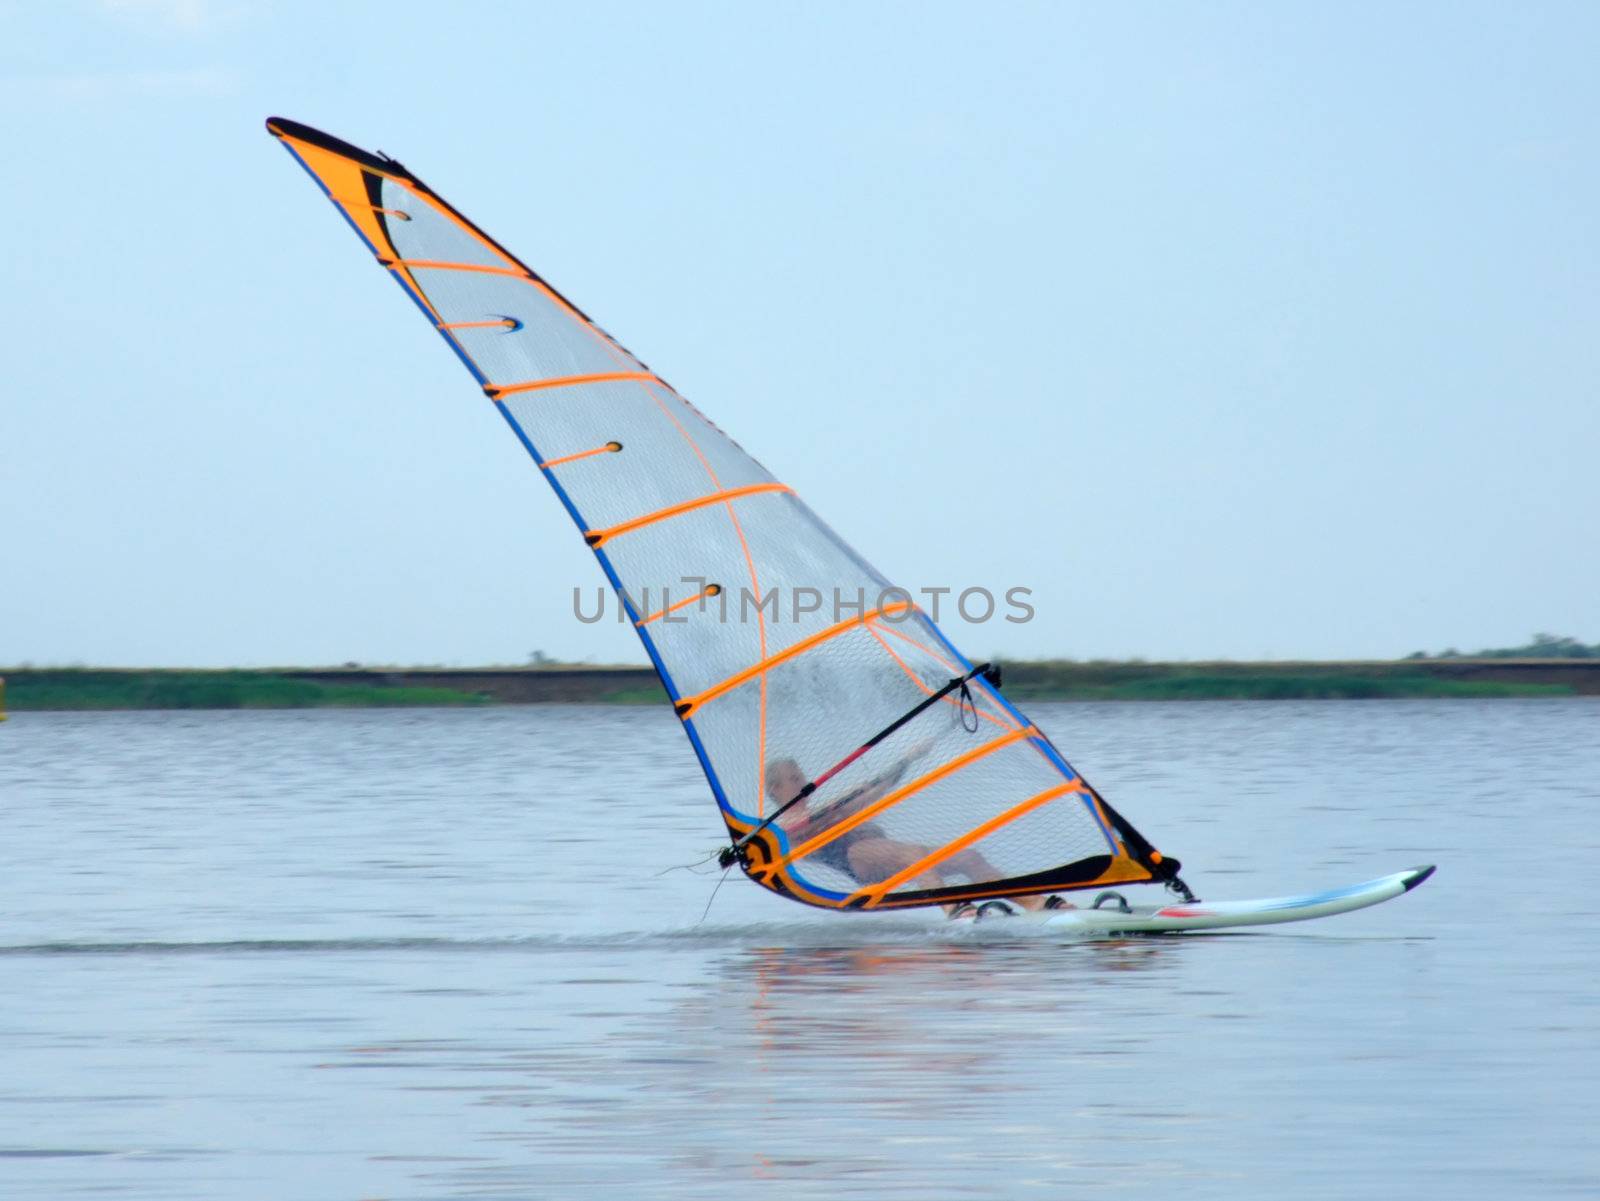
[847,838,1051,914]
[945,846,1001,882]
[845,837,941,890]
[943,846,1048,911]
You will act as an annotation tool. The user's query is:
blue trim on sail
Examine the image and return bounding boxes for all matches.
[758,824,851,904]
[786,871,850,903]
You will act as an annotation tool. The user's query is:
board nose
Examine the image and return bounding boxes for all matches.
[1400,864,1437,891]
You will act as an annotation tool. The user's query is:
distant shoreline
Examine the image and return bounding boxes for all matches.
[1,660,1591,711]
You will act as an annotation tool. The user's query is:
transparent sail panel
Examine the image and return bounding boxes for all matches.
[268,116,1161,909]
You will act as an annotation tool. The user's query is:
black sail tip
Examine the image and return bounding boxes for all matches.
[263,116,415,180]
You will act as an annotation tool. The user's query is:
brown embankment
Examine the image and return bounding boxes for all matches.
[282,659,1600,701]
[4,660,1594,710]
[281,665,665,702]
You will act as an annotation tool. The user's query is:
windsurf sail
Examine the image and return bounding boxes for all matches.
[267,116,1191,910]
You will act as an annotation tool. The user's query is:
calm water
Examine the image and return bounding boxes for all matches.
[2,700,1596,1199]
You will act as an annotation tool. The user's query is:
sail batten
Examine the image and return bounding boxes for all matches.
[673,601,915,719]
[269,115,1182,910]
[583,482,796,548]
[487,372,659,399]
[380,259,528,277]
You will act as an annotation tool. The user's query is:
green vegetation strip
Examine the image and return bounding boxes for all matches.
[4,671,486,711]
[1005,672,1568,701]
[0,664,1576,710]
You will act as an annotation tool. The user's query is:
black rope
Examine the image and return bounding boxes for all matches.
[695,863,734,926]
[958,678,979,733]
[655,849,726,877]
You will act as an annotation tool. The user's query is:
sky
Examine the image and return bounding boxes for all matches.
[3,1,1596,667]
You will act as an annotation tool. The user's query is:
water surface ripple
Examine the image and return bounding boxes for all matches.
[2,701,1595,1198]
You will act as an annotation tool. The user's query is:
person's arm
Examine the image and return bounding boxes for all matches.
[811,737,939,823]
[776,807,809,835]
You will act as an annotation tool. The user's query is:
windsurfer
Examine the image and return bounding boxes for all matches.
[765,756,1051,914]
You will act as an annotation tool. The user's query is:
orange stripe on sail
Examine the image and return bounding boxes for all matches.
[330,196,411,221]
[584,483,793,549]
[486,372,659,400]
[776,727,1034,870]
[440,318,518,330]
[863,620,1015,733]
[873,620,1016,728]
[380,259,526,277]
[875,615,958,665]
[673,600,915,719]
[377,171,669,433]
[853,780,1081,907]
[390,177,645,374]
[637,583,723,626]
[540,441,623,470]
